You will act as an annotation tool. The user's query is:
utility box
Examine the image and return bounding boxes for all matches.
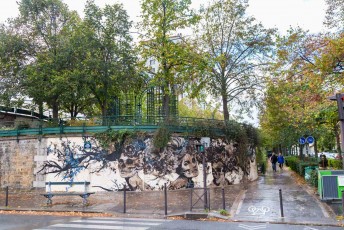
[305,166,318,181]
[318,170,344,200]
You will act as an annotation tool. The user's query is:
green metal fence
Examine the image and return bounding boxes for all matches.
[0,116,227,138]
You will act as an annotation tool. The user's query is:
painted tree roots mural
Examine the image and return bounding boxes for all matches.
[39,131,257,192]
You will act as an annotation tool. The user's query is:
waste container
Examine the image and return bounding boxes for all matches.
[318,170,344,200]
[305,166,318,181]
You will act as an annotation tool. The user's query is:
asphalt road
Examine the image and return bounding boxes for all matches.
[0,215,343,230]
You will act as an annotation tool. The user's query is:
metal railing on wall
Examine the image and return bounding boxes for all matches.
[0,115,227,138]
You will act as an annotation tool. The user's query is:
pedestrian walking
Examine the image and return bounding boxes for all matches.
[270,152,278,172]
[277,153,284,170]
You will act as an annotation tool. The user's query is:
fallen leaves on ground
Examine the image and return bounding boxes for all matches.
[0,210,112,217]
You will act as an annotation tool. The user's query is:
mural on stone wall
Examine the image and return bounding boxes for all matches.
[39,135,257,191]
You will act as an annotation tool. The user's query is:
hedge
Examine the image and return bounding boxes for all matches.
[285,156,343,188]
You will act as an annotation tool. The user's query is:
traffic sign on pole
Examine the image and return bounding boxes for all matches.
[299,137,306,145]
[306,136,314,144]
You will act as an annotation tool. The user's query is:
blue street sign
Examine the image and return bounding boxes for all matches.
[299,137,306,145]
[306,136,314,144]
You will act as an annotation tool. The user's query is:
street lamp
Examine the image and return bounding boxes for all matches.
[196,137,210,210]
[328,93,344,169]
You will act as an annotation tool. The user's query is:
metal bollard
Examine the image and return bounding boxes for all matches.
[342,190,344,217]
[190,188,193,212]
[164,183,167,216]
[279,189,284,217]
[123,185,126,213]
[222,188,225,210]
[5,186,9,207]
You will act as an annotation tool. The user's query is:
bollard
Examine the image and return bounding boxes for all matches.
[190,188,193,212]
[164,183,167,216]
[5,186,8,207]
[279,189,284,217]
[123,185,126,213]
[222,188,225,210]
[202,155,207,209]
[342,190,344,217]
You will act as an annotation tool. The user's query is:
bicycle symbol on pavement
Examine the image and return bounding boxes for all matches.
[248,206,270,216]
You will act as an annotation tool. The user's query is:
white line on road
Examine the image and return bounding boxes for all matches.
[303,227,318,230]
[90,217,169,222]
[238,223,267,230]
[49,223,149,230]
[72,219,161,225]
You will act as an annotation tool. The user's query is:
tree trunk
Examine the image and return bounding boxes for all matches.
[314,137,318,159]
[101,105,107,126]
[163,94,170,118]
[222,94,229,121]
[38,102,44,119]
[52,102,59,120]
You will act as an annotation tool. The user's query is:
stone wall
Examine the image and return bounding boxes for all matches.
[0,137,43,189]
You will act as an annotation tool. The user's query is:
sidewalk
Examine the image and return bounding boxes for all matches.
[231,163,342,226]
[0,163,343,226]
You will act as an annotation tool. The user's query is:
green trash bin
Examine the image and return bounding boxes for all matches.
[305,166,318,181]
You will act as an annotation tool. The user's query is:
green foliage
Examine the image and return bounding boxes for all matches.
[219,209,229,216]
[138,0,200,117]
[308,169,318,187]
[82,0,139,118]
[178,98,223,120]
[285,156,301,172]
[94,129,135,149]
[197,0,275,121]
[328,159,343,169]
[153,126,171,149]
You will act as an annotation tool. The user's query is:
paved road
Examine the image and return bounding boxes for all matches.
[1,216,342,230]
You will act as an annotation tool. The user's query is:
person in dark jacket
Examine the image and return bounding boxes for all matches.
[270,152,278,172]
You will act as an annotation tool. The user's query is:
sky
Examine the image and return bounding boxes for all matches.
[0,0,327,34]
[0,0,328,125]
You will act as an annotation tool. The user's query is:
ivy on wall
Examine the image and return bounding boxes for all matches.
[153,126,171,149]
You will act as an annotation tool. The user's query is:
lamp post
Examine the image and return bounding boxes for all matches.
[329,93,344,169]
[196,142,208,209]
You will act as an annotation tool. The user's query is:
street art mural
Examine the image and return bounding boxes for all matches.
[39,134,257,192]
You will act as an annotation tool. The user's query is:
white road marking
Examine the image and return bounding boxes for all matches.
[247,206,270,215]
[238,223,267,230]
[90,217,169,222]
[49,223,149,230]
[231,189,247,216]
[72,219,161,225]
[34,217,167,230]
[303,227,319,230]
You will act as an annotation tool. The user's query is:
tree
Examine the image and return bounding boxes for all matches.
[138,0,199,118]
[15,0,77,119]
[324,0,344,31]
[81,0,138,119]
[0,23,31,108]
[196,0,275,121]
[260,27,342,156]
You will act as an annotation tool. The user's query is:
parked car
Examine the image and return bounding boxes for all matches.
[335,153,343,159]
[319,152,336,159]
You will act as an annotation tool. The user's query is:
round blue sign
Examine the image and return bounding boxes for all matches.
[299,137,306,145]
[306,136,314,144]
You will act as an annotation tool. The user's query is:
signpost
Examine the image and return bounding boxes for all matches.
[329,93,344,169]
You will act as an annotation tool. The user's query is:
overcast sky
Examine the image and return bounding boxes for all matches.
[0,0,328,124]
[0,0,327,34]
